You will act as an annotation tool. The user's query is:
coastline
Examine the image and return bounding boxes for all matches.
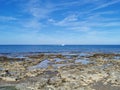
[0,52,120,90]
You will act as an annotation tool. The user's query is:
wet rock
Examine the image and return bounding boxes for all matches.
[27,54,45,59]
[89,53,117,59]
[0,56,8,61]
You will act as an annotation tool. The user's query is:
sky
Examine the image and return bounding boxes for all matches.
[0,0,120,45]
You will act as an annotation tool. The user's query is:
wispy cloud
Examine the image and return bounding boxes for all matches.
[22,19,43,31]
[1,0,119,33]
[0,0,120,44]
[44,0,120,33]
[17,0,55,31]
[53,14,79,26]
[0,16,17,21]
[24,0,54,19]
[50,9,120,32]
[91,0,120,11]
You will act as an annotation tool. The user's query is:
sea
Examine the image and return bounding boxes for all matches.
[0,45,120,54]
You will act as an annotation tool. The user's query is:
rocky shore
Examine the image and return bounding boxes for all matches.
[0,53,120,90]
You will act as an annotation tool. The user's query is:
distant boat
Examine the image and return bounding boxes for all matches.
[61,44,65,46]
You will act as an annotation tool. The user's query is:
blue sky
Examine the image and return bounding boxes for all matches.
[0,0,120,45]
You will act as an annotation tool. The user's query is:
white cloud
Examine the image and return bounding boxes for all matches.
[18,0,55,31]
[25,0,54,19]
[69,26,90,31]
[22,19,42,31]
[0,16,17,21]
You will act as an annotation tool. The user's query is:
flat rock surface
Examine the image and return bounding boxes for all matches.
[0,53,120,90]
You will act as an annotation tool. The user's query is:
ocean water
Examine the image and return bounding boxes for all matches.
[0,45,120,54]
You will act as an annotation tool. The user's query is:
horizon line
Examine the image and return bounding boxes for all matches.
[0,44,120,45]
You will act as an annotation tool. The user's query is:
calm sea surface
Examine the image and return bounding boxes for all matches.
[0,45,120,54]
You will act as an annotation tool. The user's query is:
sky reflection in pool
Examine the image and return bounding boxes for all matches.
[75,59,90,64]
[30,60,51,69]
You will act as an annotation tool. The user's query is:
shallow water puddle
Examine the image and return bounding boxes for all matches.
[29,58,90,70]
[52,63,73,68]
[54,58,64,62]
[114,56,120,60]
[63,53,78,59]
[79,53,89,57]
[29,60,51,69]
[0,67,3,71]
[29,58,74,69]
[75,59,90,64]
